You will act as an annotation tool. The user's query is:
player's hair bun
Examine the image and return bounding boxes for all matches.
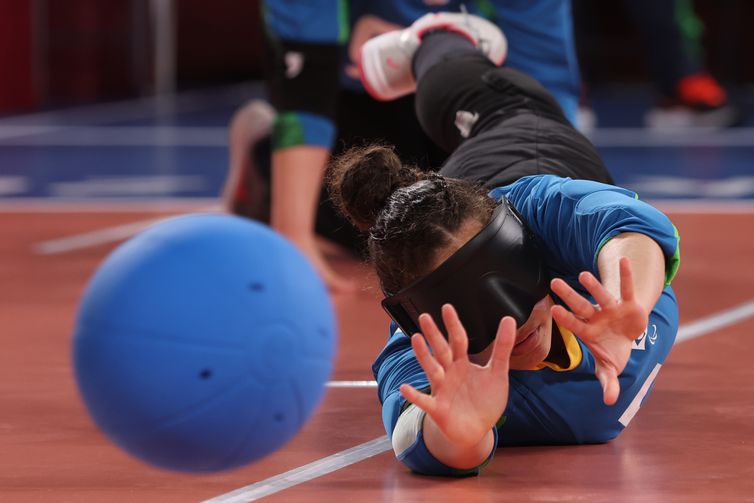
[327,144,423,231]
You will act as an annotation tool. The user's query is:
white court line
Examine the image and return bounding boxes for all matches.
[1,125,754,147]
[201,436,392,503]
[676,299,754,343]
[326,380,377,388]
[26,199,754,256]
[32,206,219,255]
[0,82,263,127]
[651,199,754,214]
[587,127,754,147]
[0,198,217,213]
[203,299,754,502]
[33,218,168,255]
[0,126,228,146]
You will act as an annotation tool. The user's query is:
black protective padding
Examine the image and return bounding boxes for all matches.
[266,39,342,121]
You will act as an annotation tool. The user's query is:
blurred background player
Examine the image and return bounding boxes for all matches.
[222,0,583,293]
[575,0,741,131]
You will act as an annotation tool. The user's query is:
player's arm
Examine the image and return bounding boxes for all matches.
[494,175,680,404]
[374,310,515,475]
[595,232,665,314]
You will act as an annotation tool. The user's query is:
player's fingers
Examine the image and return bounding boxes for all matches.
[578,271,617,309]
[619,257,636,302]
[400,383,436,415]
[595,364,620,406]
[418,313,453,369]
[551,304,591,337]
[551,278,597,319]
[489,316,516,377]
[410,333,445,388]
[442,304,469,361]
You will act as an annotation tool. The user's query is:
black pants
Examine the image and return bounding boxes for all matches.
[413,33,613,188]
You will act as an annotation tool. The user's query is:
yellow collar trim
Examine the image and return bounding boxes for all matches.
[534,324,582,372]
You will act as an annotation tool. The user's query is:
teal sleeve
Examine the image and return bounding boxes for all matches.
[263,0,349,43]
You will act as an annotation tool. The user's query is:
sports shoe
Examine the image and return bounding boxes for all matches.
[222,99,275,220]
[359,12,507,101]
[645,73,741,129]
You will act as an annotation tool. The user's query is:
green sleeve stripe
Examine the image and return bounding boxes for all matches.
[676,0,704,41]
[594,234,613,272]
[496,415,507,428]
[594,225,681,288]
[472,0,496,21]
[272,113,304,150]
[337,0,350,44]
[665,224,681,286]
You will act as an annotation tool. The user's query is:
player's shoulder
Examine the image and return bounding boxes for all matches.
[490,175,635,203]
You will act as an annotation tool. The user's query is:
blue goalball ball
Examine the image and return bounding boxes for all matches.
[72,214,337,473]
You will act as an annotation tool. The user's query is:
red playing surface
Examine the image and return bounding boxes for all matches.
[1,211,753,502]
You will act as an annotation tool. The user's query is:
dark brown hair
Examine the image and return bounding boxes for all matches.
[327,144,495,293]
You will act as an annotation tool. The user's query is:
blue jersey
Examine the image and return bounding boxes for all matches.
[373,175,681,475]
[262,0,580,151]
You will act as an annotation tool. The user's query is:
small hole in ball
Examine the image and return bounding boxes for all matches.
[274,413,284,422]
[248,282,265,292]
[199,369,213,380]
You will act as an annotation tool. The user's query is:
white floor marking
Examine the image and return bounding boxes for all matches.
[676,299,754,343]
[22,199,754,256]
[652,199,754,214]
[203,299,754,502]
[0,198,216,213]
[0,82,262,128]
[634,176,754,198]
[326,380,378,388]
[1,124,754,146]
[586,127,754,147]
[49,175,208,197]
[34,218,169,255]
[0,125,228,146]
[32,206,219,255]
[201,436,392,503]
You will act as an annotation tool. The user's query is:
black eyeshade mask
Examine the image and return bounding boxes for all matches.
[381,198,550,354]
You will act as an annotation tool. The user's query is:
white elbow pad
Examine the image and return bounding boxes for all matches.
[391,404,426,457]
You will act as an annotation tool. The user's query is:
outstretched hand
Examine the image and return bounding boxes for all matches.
[400,305,517,449]
[550,257,648,405]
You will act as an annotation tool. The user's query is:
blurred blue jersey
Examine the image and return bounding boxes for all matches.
[262,0,580,149]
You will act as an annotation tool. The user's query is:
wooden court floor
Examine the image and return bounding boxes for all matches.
[1,209,753,502]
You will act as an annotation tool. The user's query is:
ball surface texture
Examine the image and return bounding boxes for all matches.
[73,214,336,472]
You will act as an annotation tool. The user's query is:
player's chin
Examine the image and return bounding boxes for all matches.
[509,325,551,370]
